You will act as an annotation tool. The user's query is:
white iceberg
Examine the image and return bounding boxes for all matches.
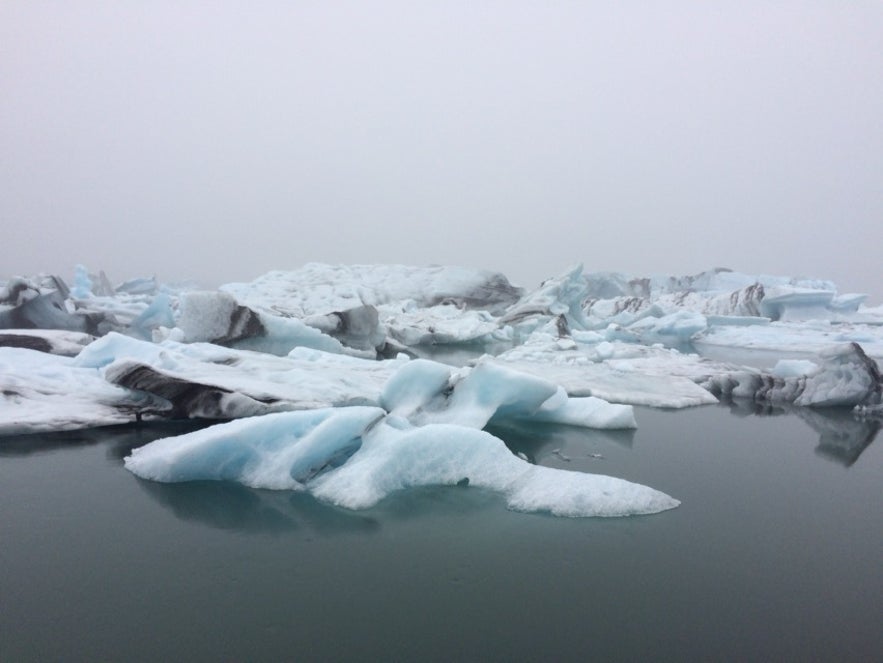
[0,346,164,434]
[693,321,883,363]
[380,358,637,429]
[702,343,883,408]
[494,332,719,408]
[221,263,524,316]
[125,408,679,517]
[72,332,403,419]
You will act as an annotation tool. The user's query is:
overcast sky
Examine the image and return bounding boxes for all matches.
[2,1,881,300]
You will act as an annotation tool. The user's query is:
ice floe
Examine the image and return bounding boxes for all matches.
[125,408,678,517]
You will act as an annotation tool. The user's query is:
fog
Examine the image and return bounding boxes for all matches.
[2,2,881,300]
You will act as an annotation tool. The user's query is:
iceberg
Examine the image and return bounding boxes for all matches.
[494,331,719,408]
[693,321,883,363]
[380,358,637,429]
[500,265,589,333]
[5,261,883,517]
[71,332,404,420]
[703,343,883,408]
[221,263,524,316]
[0,346,165,434]
[125,408,678,517]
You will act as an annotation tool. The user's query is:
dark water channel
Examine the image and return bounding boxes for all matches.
[1,406,881,661]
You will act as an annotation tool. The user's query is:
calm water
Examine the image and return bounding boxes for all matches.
[1,406,881,662]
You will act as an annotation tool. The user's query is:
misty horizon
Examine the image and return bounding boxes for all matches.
[3,3,881,300]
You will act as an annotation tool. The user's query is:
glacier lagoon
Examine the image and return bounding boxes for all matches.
[1,404,881,661]
[2,263,883,659]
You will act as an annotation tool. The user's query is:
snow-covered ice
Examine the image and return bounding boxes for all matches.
[0,346,164,434]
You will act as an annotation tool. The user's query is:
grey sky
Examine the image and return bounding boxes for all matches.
[2,2,881,300]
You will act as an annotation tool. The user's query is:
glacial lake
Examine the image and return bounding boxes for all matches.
[1,405,881,662]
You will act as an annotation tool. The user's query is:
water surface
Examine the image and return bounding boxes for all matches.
[1,407,880,661]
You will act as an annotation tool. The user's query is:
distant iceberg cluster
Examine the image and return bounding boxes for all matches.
[3,263,882,516]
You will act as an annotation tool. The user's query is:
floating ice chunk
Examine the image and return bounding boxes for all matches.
[381,359,636,430]
[126,412,678,517]
[175,291,365,357]
[126,407,386,489]
[222,264,523,317]
[0,346,165,434]
[703,343,883,408]
[531,392,637,429]
[693,322,883,363]
[219,265,524,353]
[794,343,882,407]
[760,286,836,322]
[382,359,558,428]
[308,419,679,516]
[495,334,719,408]
[73,332,401,419]
[504,463,677,517]
[579,269,877,325]
[583,268,837,302]
[501,264,588,331]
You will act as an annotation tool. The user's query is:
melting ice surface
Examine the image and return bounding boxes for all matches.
[4,263,883,517]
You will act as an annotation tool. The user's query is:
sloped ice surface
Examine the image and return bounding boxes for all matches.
[73,333,403,418]
[125,407,385,489]
[0,346,165,434]
[125,409,679,517]
[494,332,719,408]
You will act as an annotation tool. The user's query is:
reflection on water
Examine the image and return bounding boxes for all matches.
[2,401,881,662]
[1,401,875,479]
[0,420,216,458]
[136,479,380,535]
[720,398,879,466]
[800,408,879,465]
